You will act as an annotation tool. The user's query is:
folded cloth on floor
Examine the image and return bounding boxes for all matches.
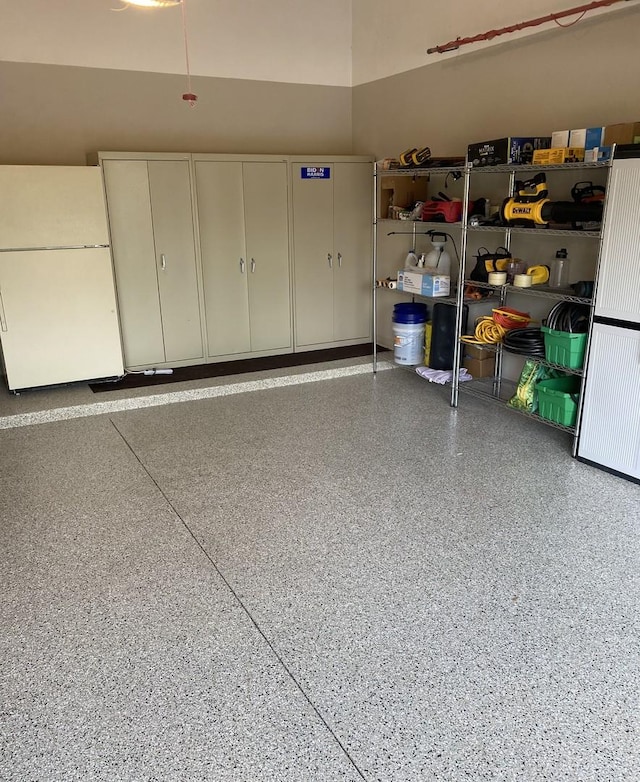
[415,366,472,385]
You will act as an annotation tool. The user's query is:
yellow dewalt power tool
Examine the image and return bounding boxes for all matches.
[501,173,603,228]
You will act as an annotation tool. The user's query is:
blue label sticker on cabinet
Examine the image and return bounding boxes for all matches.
[301,167,331,179]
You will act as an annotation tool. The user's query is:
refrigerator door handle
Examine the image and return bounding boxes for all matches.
[0,287,7,332]
[160,253,167,271]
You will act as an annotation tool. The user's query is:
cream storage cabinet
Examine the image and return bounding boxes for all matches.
[193,158,292,357]
[100,156,204,369]
[97,152,374,368]
[291,160,373,348]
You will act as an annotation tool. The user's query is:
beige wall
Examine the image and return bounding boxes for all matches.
[352,0,637,85]
[0,62,353,165]
[352,8,640,159]
[0,0,353,165]
[1,0,352,87]
[3,7,640,167]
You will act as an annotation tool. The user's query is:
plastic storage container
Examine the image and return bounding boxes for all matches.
[541,325,588,369]
[549,248,570,288]
[392,302,428,365]
[536,376,581,427]
[404,250,418,268]
[506,259,526,283]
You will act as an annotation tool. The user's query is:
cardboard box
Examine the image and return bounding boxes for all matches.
[604,122,640,146]
[467,137,551,167]
[463,356,495,378]
[532,147,585,165]
[463,343,492,361]
[397,269,450,297]
[584,145,612,163]
[380,176,429,217]
[569,127,605,149]
[552,130,570,148]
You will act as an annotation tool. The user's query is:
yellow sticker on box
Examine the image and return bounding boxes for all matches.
[532,147,585,165]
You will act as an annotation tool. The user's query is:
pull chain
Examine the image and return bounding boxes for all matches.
[180,0,197,106]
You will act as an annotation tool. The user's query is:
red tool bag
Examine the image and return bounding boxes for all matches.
[422,200,474,223]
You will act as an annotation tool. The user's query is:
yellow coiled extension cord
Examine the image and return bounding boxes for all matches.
[461,317,506,345]
[461,308,532,345]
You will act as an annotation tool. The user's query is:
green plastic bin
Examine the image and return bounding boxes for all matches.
[536,376,581,427]
[541,325,587,370]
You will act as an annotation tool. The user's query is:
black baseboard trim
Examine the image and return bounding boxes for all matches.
[576,456,640,486]
[90,343,384,393]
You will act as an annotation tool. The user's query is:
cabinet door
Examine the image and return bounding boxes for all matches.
[579,323,640,479]
[102,160,165,367]
[243,162,291,353]
[594,159,640,323]
[147,161,203,363]
[0,249,122,390]
[333,162,372,342]
[292,165,334,347]
[195,161,250,357]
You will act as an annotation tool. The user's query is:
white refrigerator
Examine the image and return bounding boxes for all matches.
[0,166,123,391]
[578,146,640,481]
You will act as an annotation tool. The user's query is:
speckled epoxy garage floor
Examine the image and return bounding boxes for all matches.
[1,361,639,781]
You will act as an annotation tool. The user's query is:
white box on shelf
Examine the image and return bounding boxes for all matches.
[569,129,587,148]
[569,127,605,149]
[584,145,612,163]
[551,130,570,148]
[397,269,450,297]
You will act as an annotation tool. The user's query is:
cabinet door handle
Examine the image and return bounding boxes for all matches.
[160,253,167,271]
[338,252,343,268]
[328,253,333,269]
[0,287,7,332]
[251,258,256,273]
[240,258,246,273]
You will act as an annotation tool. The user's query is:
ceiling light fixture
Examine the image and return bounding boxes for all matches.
[122,1,182,8]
